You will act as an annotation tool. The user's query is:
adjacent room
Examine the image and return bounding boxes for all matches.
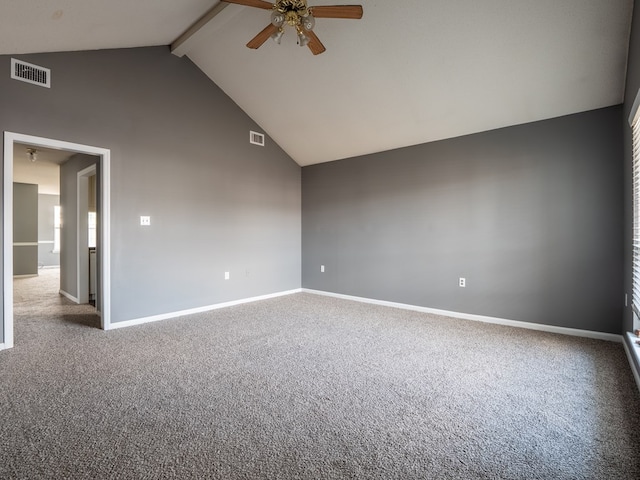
[1,1,639,478]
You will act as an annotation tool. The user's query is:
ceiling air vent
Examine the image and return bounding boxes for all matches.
[11,58,51,88]
[250,131,265,147]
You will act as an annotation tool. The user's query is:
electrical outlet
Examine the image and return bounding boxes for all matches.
[225,271,230,280]
[321,265,325,273]
[459,277,466,288]
[140,216,151,226]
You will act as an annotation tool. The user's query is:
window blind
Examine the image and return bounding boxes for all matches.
[632,114,640,320]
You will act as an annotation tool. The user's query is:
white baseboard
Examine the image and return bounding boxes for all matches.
[107,289,303,331]
[623,333,640,392]
[302,289,623,343]
[0,342,6,351]
[59,289,80,304]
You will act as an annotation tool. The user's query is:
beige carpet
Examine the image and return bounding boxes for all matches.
[1,269,639,479]
[13,267,100,332]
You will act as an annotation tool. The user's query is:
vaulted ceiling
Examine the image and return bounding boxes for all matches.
[0,0,634,166]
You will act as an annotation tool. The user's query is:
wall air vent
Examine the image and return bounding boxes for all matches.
[11,58,51,88]
[250,131,265,147]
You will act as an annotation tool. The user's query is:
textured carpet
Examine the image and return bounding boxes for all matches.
[1,269,640,479]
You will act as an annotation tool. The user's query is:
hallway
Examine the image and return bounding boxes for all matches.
[13,268,100,346]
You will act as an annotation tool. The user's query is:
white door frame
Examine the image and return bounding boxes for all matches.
[2,132,111,349]
[77,165,96,306]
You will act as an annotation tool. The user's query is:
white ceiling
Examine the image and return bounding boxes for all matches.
[0,0,214,54]
[0,1,634,166]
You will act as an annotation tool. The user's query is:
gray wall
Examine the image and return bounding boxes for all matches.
[38,193,60,268]
[1,43,627,342]
[13,182,38,276]
[302,107,624,334]
[0,47,301,337]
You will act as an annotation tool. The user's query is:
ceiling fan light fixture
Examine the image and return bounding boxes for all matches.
[271,10,285,27]
[296,28,310,47]
[271,28,285,44]
[26,148,37,162]
[284,11,299,27]
[301,13,315,31]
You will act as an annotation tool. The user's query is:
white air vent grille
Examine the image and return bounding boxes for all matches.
[11,58,50,88]
[250,131,265,147]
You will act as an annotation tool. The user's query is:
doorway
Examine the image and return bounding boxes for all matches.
[3,132,111,349]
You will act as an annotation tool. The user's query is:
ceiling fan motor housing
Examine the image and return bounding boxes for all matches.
[275,0,311,26]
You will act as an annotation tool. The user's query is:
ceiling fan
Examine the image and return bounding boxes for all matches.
[223,0,363,55]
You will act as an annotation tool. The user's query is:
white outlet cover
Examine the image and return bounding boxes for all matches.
[459,277,466,287]
[140,216,151,226]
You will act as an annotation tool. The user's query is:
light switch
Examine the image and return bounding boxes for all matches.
[140,216,151,226]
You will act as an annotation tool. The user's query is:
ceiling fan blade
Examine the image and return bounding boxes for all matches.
[309,5,363,19]
[247,23,279,49]
[306,30,326,55]
[223,0,274,10]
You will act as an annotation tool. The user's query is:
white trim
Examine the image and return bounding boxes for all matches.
[38,240,55,244]
[77,165,96,306]
[3,135,15,349]
[14,274,37,279]
[624,333,640,392]
[0,342,6,351]
[59,289,80,304]
[3,132,112,350]
[108,289,302,330]
[102,149,111,330]
[302,289,624,343]
[13,242,38,247]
